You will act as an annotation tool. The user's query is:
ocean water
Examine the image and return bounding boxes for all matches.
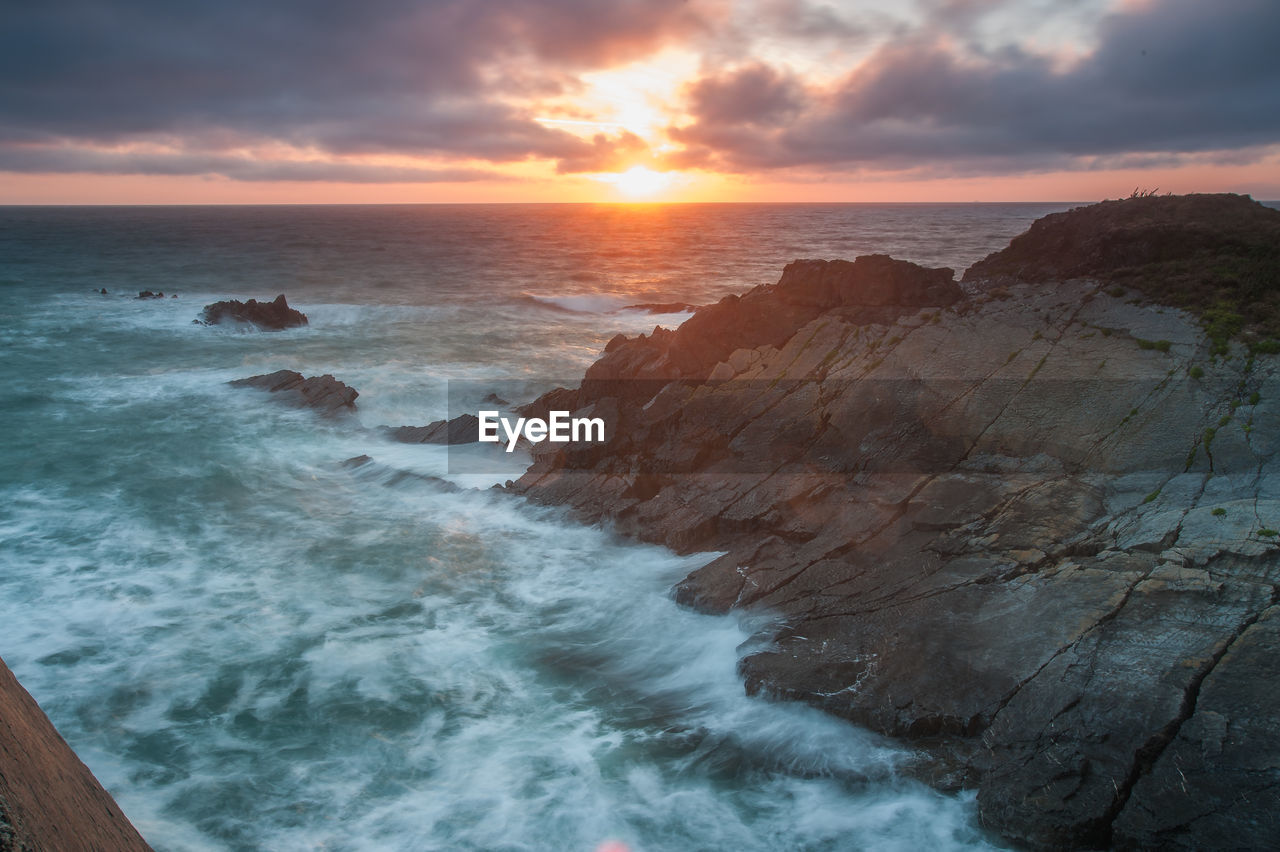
[0,203,1073,851]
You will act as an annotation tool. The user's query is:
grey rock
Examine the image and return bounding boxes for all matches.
[383,413,481,445]
[199,294,308,330]
[228,369,357,414]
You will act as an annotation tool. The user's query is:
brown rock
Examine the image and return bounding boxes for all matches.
[0,656,151,851]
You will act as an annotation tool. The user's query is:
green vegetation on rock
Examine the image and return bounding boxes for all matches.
[963,194,1280,347]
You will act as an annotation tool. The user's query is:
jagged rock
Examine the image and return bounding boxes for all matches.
[228,370,357,414]
[199,294,308,330]
[0,656,152,851]
[137,290,164,299]
[591,255,959,384]
[383,413,480,445]
[508,197,1280,850]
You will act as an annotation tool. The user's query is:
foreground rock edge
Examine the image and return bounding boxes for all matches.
[0,656,152,851]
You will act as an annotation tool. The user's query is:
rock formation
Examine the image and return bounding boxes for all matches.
[383,414,481,445]
[508,195,1280,849]
[1,656,152,851]
[621,302,699,314]
[229,370,357,414]
[198,294,308,330]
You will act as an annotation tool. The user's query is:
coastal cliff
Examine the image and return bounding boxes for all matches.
[0,657,151,851]
[509,194,1280,849]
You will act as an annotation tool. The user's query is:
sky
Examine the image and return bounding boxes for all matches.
[2,0,1279,203]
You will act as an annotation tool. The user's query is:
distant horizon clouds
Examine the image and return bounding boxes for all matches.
[2,0,1278,202]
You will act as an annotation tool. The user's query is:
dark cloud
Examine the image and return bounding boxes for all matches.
[669,0,1280,175]
[0,0,698,177]
[5,0,1279,184]
[0,146,500,183]
[684,63,804,127]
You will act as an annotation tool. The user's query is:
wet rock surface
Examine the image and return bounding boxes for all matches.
[229,370,357,414]
[383,413,481,445]
[508,196,1280,849]
[199,294,308,330]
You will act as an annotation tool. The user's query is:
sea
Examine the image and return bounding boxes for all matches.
[0,203,1080,851]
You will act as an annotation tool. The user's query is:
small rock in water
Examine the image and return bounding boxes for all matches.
[383,413,481,445]
[622,302,698,314]
[228,369,357,414]
[198,294,308,330]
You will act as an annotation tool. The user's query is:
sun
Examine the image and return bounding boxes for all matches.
[609,166,672,198]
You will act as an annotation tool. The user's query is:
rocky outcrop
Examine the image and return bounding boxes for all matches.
[229,370,357,414]
[199,294,308,330]
[383,414,481,445]
[508,197,1280,849]
[1,656,151,851]
[965,193,1280,344]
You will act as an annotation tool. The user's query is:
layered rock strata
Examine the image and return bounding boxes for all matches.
[508,196,1280,849]
[229,370,358,414]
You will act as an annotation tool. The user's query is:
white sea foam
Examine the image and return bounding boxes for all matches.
[0,203,1052,850]
[0,440,1000,851]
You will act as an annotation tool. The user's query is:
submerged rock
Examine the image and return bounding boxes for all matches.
[622,301,699,314]
[508,196,1280,850]
[229,370,357,414]
[199,294,308,330]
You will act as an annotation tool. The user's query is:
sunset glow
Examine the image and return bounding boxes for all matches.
[599,166,676,198]
[1,1,1278,203]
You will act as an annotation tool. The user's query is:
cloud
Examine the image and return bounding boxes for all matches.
[552,130,650,174]
[3,0,1278,185]
[668,0,1280,176]
[0,146,501,183]
[0,0,705,178]
[684,63,805,127]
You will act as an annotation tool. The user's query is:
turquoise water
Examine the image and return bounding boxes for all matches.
[0,204,1066,851]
